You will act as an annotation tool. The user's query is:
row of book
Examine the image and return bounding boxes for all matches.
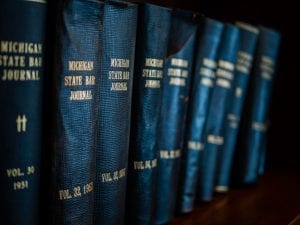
[0,0,281,225]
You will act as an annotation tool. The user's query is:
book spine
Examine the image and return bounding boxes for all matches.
[237,28,281,183]
[199,24,240,202]
[94,1,138,225]
[51,1,103,224]
[154,10,198,225]
[126,3,171,225]
[177,18,224,213]
[258,135,267,175]
[215,23,259,192]
[0,1,47,224]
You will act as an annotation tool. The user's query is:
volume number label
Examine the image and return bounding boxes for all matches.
[5,165,36,191]
[13,180,28,190]
[58,182,94,200]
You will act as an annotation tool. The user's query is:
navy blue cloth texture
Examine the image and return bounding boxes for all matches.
[154,9,198,225]
[0,0,47,224]
[177,18,224,212]
[198,24,240,202]
[215,23,259,192]
[51,1,103,224]
[234,27,281,184]
[126,3,171,225]
[258,135,267,176]
[94,1,138,225]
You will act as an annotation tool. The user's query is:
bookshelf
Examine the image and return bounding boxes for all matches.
[170,170,300,225]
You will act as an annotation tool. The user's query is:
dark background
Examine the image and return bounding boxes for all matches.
[146,0,300,172]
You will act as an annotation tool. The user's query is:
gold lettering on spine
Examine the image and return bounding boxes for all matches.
[0,41,44,82]
[111,58,130,68]
[1,40,43,193]
[109,58,131,92]
[109,71,130,80]
[13,180,28,190]
[68,61,93,71]
[143,69,163,78]
[101,168,126,183]
[215,59,234,89]
[251,121,267,132]
[133,159,157,170]
[207,135,224,145]
[5,165,36,191]
[160,150,181,159]
[203,58,217,69]
[58,182,94,200]
[7,168,25,177]
[169,78,186,86]
[228,114,240,129]
[260,55,275,80]
[167,58,189,87]
[16,114,27,132]
[145,58,163,68]
[59,189,72,200]
[110,82,128,91]
[0,41,42,54]
[69,90,92,100]
[236,51,253,74]
[143,58,164,88]
[64,76,83,86]
[85,76,95,85]
[171,58,188,68]
[145,80,160,88]
[65,61,96,101]
[0,55,26,67]
[199,58,217,87]
[167,68,188,78]
[188,141,204,151]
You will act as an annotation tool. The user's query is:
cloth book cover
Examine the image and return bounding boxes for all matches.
[126,3,172,225]
[50,1,102,224]
[94,1,138,225]
[233,26,281,184]
[198,24,240,202]
[215,22,259,193]
[154,9,198,225]
[177,18,224,213]
[0,0,47,224]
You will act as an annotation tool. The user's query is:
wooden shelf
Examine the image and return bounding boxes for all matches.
[171,171,300,225]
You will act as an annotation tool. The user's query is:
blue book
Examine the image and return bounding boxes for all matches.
[177,18,224,213]
[0,0,47,224]
[215,22,259,193]
[234,26,281,184]
[94,1,138,225]
[51,1,103,224]
[126,3,171,225]
[198,24,240,202]
[154,10,198,225]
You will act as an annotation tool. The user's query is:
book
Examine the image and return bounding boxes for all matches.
[154,9,198,225]
[126,3,171,225]
[50,0,103,224]
[93,1,138,225]
[233,26,281,184]
[0,0,48,224]
[215,22,259,193]
[198,24,240,202]
[177,18,224,213]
